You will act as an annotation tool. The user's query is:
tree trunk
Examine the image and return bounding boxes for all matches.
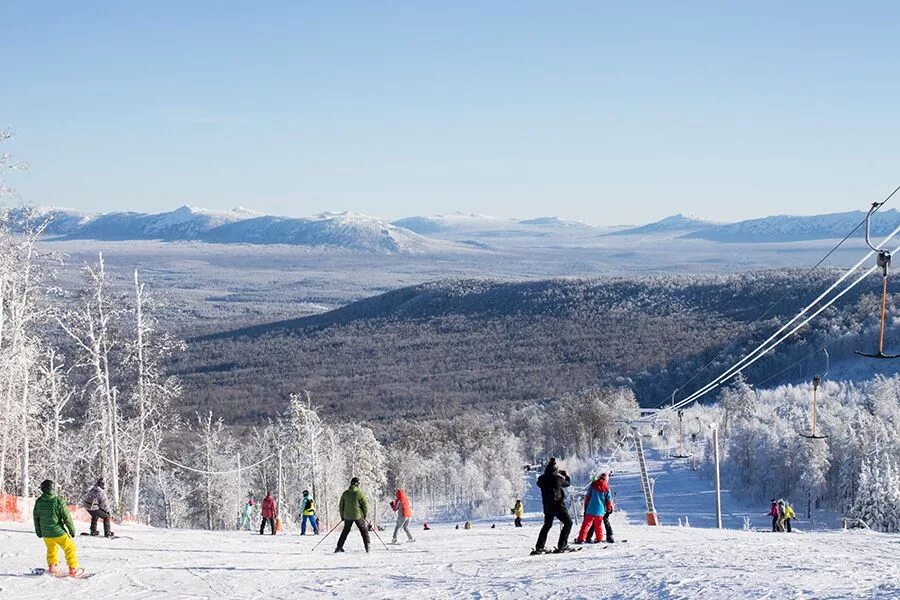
[20,368,30,497]
[131,270,146,517]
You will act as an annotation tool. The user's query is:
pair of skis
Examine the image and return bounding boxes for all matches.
[530,539,628,556]
[530,546,582,556]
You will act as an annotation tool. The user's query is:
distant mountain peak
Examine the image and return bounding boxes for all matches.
[518,216,593,228]
[608,213,714,236]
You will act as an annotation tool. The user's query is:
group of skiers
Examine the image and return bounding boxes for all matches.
[237,478,416,553]
[768,498,797,532]
[32,461,614,575]
[31,477,115,578]
[334,478,417,552]
[532,457,616,555]
[238,489,319,535]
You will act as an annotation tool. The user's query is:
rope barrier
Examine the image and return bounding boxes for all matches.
[156,452,276,476]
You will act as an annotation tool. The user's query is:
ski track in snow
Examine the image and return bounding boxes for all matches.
[2,454,898,599]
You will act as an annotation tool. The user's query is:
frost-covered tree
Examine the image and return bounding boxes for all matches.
[125,269,184,517]
[335,422,386,520]
[192,412,239,530]
[0,212,52,496]
[57,253,125,511]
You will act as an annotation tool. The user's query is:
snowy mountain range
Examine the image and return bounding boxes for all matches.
[683,209,900,242]
[8,205,451,254]
[5,205,898,252]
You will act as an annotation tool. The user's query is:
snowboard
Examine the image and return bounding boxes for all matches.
[31,567,94,579]
[80,533,131,540]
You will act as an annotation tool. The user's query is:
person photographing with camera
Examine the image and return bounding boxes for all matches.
[532,458,574,555]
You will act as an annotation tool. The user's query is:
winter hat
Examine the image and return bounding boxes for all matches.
[302,490,309,496]
[40,479,54,493]
[96,478,105,489]
[599,472,608,480]
[350,477,360,486]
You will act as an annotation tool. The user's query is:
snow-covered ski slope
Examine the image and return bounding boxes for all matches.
[0,450,890,599]
[602,447,840,530]
[3,450,890,599]
[2,517,898,599]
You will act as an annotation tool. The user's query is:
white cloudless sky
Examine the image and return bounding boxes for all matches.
[3,1,900,225]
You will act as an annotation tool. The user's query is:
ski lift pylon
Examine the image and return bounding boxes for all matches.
[856,202,900,359]
[672,409,693,458]
[800,374,828,440]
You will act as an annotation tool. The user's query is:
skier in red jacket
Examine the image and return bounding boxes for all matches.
[390,489,415,544]
[259,491,277,535]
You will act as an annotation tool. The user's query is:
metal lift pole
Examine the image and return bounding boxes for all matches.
[635,434,659,525]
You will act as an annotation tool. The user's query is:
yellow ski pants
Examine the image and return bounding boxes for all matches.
[43,534,78,569]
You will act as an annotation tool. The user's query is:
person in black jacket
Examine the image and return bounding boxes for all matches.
[533,458,573,554]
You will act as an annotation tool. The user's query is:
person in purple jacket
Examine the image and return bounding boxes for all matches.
[83,478,114,537]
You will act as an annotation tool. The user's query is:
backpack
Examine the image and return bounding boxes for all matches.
[303,498,315,514]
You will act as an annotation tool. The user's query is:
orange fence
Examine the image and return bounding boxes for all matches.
[0,494,92,523]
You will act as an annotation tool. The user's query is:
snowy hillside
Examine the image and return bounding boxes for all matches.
[608,212,715,236]
[202,211,452,254]
[392,212,515,234]
[392,212,606,243]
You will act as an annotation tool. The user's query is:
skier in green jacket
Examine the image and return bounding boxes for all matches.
[334,477,370,553]
[33,479,81,577]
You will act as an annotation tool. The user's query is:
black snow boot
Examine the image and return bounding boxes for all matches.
[334,548,345,553]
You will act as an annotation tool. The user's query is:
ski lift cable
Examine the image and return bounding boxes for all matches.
[722,263,880,377]
[751,346,829,389]
[657,186,900,410]
[156,452,276,476]
[651,246,897,421]
[642,228,900,425]
[600,432,632,472]
[654,221,900,419]
[658,263,877,418]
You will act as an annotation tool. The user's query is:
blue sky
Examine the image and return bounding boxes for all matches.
[2,1,900,225]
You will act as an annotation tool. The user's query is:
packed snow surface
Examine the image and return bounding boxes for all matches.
[2,516,898,599]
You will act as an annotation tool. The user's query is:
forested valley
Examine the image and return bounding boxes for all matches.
[174,273,898,423]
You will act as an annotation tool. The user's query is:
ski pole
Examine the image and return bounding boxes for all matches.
[366,520,391,551]
[311,520,343,552]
